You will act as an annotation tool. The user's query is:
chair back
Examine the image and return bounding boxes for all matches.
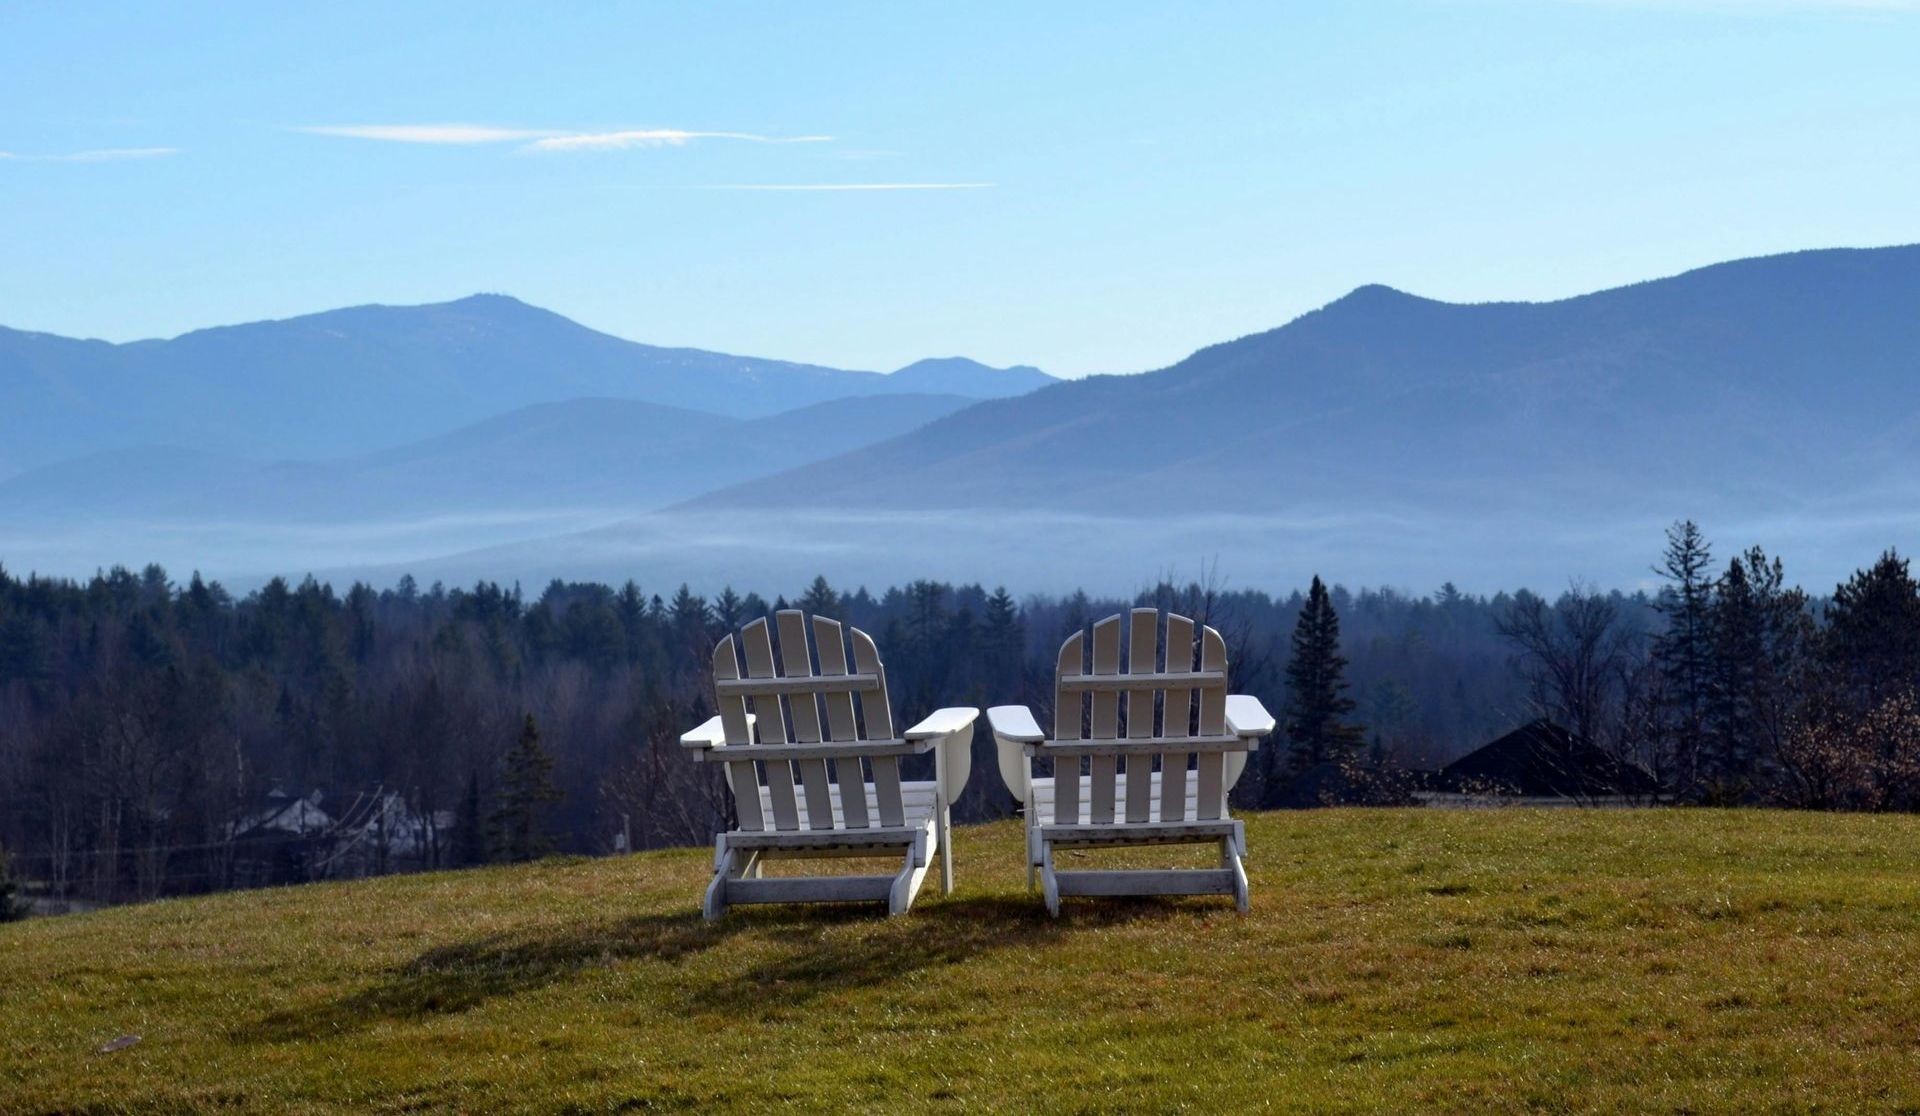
[1045,608,1243,825]
[712,611,912,832]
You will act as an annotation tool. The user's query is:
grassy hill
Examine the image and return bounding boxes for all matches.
[5,809,1920,1113]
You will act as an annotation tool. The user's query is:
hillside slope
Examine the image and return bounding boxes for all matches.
[693,245,1920,519]
[0,392,978,523]
[0,295,1051,471]
[5,809,1920,1113]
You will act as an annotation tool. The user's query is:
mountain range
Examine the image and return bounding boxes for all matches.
[0,393,979,523]
[4,244,1918,592]
[0,293,1054,474]
[693,245,1920,520]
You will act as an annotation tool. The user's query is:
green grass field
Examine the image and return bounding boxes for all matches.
[5,809,1920,1113]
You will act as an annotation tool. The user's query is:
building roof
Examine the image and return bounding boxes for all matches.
[1440,720,1659,799]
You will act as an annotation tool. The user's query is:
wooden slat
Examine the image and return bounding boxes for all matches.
[1195,625,1228,821]
[777,611,836,830]
[1125,609,1157,824]
[1038,735,1246,755]
[726,875,896,905]
[740,618,801,831]
[1057,671,1224,692]
[713,673,881,697]
[1087,616,1120,825]
[851,628,904,828]
[1034,770,1200,824]
[713,635,764,832]
[697,738,929,762]
[813,616,871,830]
[749,784,937,832]
[1053,868,1237,897]
[1052,631,1084,826]
[1161,612,1195,823]
[725,825,927,850]
[1041,820,1240,844]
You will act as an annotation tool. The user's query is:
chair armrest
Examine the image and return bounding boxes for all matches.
[1225,694,1276,739]
[987,705,1042,804]
[907,707,979,803]
[680,716,727,750]
[679,712,756,754]
[987,704,1044,744]
[904,706,980,741]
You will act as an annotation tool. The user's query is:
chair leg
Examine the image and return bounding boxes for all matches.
[889,829,932,916]
[1224,836,1249,914]
[1026,817,1039,893]
[938,802,954,896]
[704,839,735,923]
[1040,843,1061,918]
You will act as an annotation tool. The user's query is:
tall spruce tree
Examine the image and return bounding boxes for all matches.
[983,587,1025,695]
[1653,520,1714,791]
[1283,576,1364,773]
[455,769,489,867]
[1710,547,1811,790]
[488,714,564,862]
[1702,557,1761,796]
[798,576,840,618]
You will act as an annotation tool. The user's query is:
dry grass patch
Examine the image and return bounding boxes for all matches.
[4,809,1920,1113]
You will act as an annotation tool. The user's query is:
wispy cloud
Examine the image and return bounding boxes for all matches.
[693,182,994,191]
[296,123,831,152]
[292,124,562,145]
[527,129,831,152]
[0,146,179,163]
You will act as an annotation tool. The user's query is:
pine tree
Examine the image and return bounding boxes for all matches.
[1653,520,1714,791]
[983,587,1025,694]
[455,770,489,867]
[1823,549,1920,709]
[1702,556,1760,795]
[1283,576,1364,773]
[798,575,840,617]
[712,586,746,633]
[488,714,564,862]
[0,843,25,921]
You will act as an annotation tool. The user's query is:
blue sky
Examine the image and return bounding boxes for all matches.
[3,1,1918,377]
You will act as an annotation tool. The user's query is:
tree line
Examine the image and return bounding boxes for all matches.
[1498,522,1920,810]
[2,525,1916,912]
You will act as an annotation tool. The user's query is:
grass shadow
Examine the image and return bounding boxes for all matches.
[238,910,732,1043]
[238,892,1192,1043]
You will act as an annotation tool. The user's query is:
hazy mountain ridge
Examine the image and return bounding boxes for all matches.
[690,245,1920,515]
[6,245,1919,593]
[0,393,980,524]
[0,294,1055,472]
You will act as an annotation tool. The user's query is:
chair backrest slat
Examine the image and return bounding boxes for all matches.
[777,610,837,831]
[1160,614,1196,823]
[850,628,905,827]
[740,618,802,832]
[1125,609,1158,823]
[1052,631,1085,825]
[1195,625,1229,821]
[1087,616,1121,824]
[713,634,765,831]
[813,615,871,830]
[1045,609,1233,828]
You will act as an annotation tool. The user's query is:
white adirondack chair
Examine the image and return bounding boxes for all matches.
[989,608,1275,915]
[680,610,978,921]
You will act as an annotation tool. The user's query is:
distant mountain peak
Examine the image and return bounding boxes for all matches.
[442,292,542,314]
[1322,283,1435,312]
[887,356,1055,396]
